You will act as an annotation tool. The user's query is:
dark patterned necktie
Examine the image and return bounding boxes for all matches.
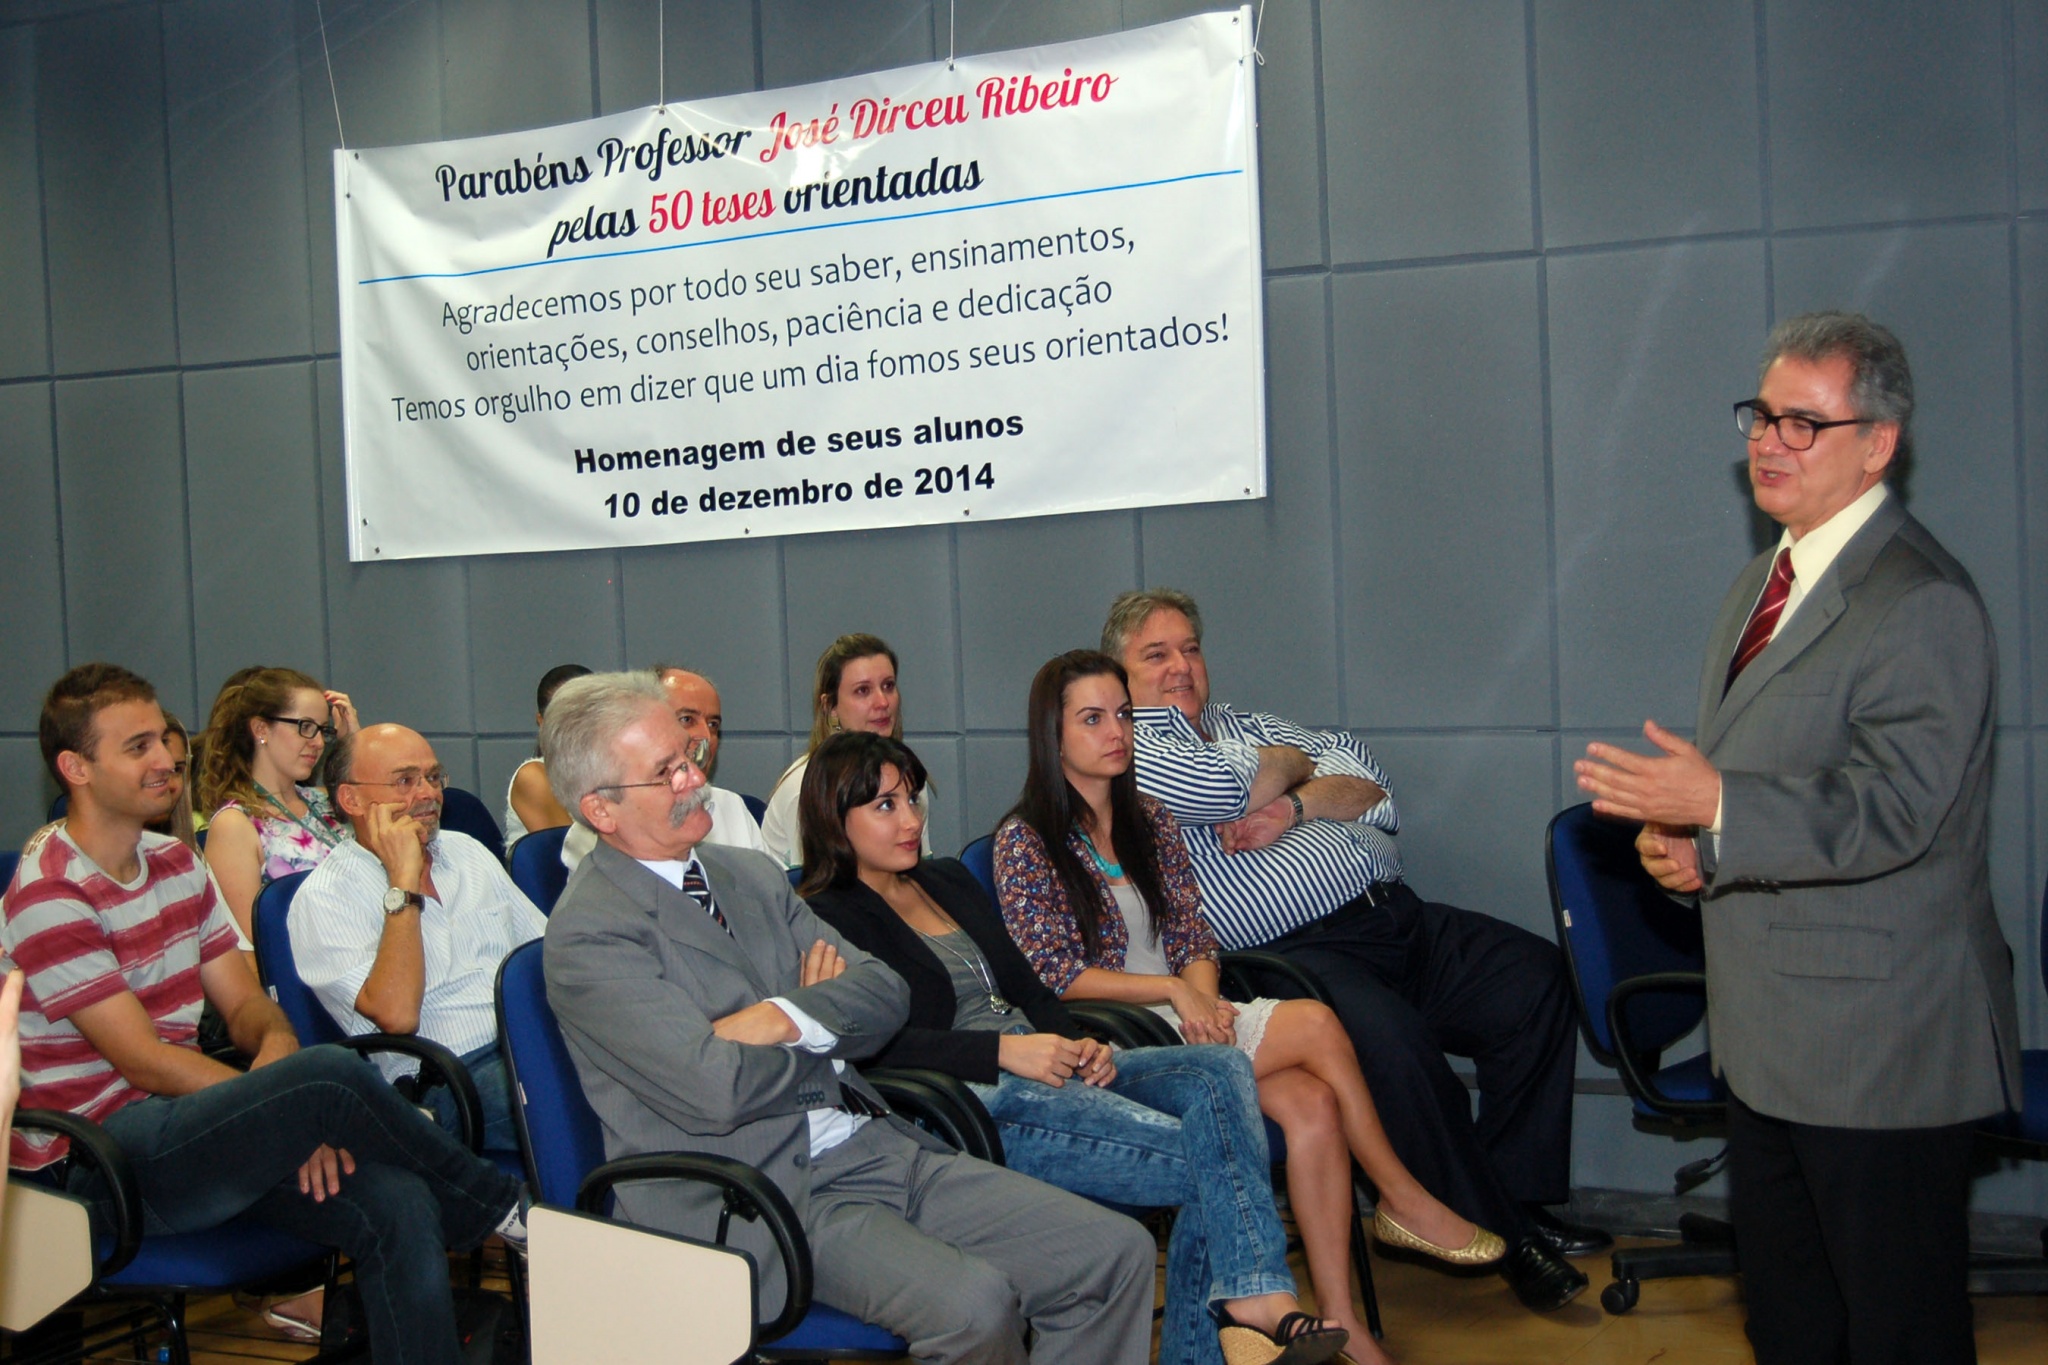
[1725,548,1795,694]
[682,862,730,935]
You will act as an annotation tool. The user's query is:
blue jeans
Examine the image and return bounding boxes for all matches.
[93,1045,521,1365]
[971,1044,1291,1365]
[424,1042,520,1154]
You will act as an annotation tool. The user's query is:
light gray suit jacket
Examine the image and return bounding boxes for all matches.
[543,839,921,1313]
[1691,495,2020,1128]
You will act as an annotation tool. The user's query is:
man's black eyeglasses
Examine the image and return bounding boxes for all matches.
[1733,400,1866,452]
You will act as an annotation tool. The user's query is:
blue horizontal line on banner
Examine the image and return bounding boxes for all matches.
[354,168,1244,285]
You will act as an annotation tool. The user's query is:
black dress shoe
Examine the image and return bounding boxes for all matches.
[1500,1237,1588,1312]
[1522,1203,1614,1257]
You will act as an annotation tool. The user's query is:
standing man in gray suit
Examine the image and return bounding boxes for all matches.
[538,671,1155,1365]
[1575,312,2020,1365]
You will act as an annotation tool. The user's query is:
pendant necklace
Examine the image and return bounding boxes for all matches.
[912,889,1012,1014]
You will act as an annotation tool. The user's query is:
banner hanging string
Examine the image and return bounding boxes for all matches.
[315,0,348,152]
[658,0,666,109]
[948,0,956,69]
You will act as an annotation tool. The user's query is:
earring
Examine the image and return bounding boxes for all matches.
[828,714,842,732]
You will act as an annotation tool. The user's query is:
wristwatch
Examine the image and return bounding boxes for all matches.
[1286,791,1306,826]
[381,885,425,915]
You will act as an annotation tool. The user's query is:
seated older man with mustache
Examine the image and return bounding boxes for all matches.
[291,724,548,1151]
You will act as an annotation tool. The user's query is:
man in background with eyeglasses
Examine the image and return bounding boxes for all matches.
[1576,312,2019,1365]
[290,724,547,1151]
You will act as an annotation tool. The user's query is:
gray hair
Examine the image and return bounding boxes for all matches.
[323,730,359,813]
[540,671,670,822]
[1101,587,1204,661]
[1760,311,1914,473]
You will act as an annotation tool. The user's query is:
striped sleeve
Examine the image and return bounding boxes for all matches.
[286,842,390,1035]
[1220,709,1400,835]
[1129,706,1260,825]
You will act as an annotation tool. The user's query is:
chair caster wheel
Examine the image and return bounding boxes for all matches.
[1601,1279,1640,1315]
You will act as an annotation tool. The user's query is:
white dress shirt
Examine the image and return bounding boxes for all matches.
[290,830,548,1079]
[1710,482,1890,835]
[634,852,866,1158]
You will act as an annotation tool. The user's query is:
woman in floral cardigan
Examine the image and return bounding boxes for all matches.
[997,651,1501,1348]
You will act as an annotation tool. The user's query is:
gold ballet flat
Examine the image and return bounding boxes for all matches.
[1372,1209,1506,1267]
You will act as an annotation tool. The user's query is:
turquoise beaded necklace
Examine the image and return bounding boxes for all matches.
[1078,830,1123,880]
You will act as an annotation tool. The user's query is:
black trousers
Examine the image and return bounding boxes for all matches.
[1728,1092,1977,1365]
[1263,882,1577,1241]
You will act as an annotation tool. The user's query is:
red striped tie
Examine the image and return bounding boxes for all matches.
[1725,549,1795,693]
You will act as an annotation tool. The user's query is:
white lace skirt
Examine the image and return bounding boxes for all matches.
[1147,996,1281,1063]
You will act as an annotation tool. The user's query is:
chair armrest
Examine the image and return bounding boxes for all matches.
[1605,972,1720,1120]
[1218,950,1335,1007]
[579,1151,811,1343]
[11,1109,143,1280]
[329,1035,486,1153]
[865,1067,1005,1166]
[1066,1001,1180,1049]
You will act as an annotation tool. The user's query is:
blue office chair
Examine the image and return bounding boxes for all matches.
[440,786,506,863]
[508,827,571,915]
[10,1109,340,1365]
[742,792,770,826]
[493,942,908,1359]
[1966,875,2048,1295]
[1,850,18,892]
[959,834,995,902]
[1546,802,1731,1313]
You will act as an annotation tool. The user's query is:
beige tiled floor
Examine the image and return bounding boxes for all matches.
[70,1237,2048,1363]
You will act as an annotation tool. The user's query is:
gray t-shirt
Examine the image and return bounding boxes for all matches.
[1113,880,1173,977]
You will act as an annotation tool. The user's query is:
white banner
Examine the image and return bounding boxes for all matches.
[337,9,1264,561]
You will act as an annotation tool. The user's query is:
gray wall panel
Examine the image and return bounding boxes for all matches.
[783,525,960,731]
[0,384,66,728]
[54,373,195,719]
[760,0,931,89]
[620,539,789,733]
[315,359,474,733]
[1766,0,2006,229]
[0,739,53,855]
[954,0,1117,53]
[595,0,758,110]
[0,27,49,379]
[296,0,445,354]
[957,512,1134,731]
[2023,0,2048,213]
[1771,224,2021,724]
[185,363,326,695]
[714,734,795,811]
[1334,260,1551,729]
[962,733,1025,845]
[468,553,627,732]
[165,0,312,365]
[1367,731,1556,939]
[1145,275,1336,725]
[1534,0,1759,248]
[39,5,178,374]
[441,0,593,139]
[2034,732,2048,1045]
[1321,0,1531,264]
[423,734,480,800]
[2023,222,2048,730]
[1549,241,1765,727]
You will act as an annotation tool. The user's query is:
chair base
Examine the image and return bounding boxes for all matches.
[1601,1212,1736,1315]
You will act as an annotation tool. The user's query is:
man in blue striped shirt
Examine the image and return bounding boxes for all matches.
[1105,588,1600,1313]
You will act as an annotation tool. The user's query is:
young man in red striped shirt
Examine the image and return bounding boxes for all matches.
[3,664,524,1365]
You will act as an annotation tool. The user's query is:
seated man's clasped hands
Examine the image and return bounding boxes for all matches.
[538,672,1156,1365]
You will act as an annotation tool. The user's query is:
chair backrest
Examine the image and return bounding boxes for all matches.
[509,827,572,915]
[0,851,19,894]
[496,940,608,1208]
[252,871,348,1046]
[2039,873,2047,996]
[1545,803,1707,1068]
[440,786,506,863]
[959,835,996,905]
[740,793,768,826]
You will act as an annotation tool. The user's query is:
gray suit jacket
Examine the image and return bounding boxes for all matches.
[543,839,919,1312]
[1691,496,2020,1128]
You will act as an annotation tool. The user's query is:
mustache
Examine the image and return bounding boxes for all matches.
[668,787,711,827]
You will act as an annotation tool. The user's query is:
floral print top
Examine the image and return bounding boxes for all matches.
[993,793,1218,995]
[215,785,346,884]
